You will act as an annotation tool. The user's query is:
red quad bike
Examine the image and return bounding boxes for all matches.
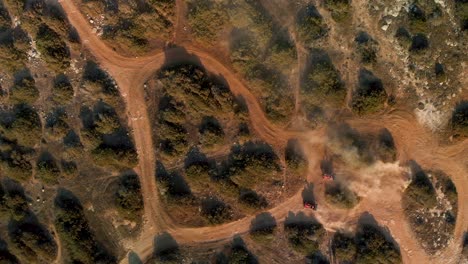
[322,173,334,181]
[303,202,317,210]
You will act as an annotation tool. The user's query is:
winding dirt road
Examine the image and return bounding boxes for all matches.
[59,1,467,263]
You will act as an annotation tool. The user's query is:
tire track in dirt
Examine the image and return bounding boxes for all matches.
[59,1,468,263]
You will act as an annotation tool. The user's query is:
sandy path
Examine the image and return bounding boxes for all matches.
[58,1,468,263]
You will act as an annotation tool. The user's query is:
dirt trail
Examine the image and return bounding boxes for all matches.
[58,1,468,263]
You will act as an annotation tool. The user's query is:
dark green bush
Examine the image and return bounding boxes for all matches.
[220,141,281,188]
[54,189,116,264]
[249,212,276,243]
[296,4,327,45]
[0,236,19,264]
[36,152,61,185]
[284,212,325,254]
[332,231,356,263]
[9,70,39,104]
[51,74,74,104]
[0,104,42,147]
[200,196,231,224]
[324,0,351,22]
[0,147,33,182]
[351,69,387,115]
[187,0,227,41]
[115,173,143,221]
[238,188,267,209]
[302,49,345,106]
[355,222,401,264]
[9,220,57,262]
[156,162,192,199]
[36,24,70,70]
[452,101,468,137]
[355,31,378,64]
[324,182,359,209]
[199,116,224,147]
[285,138,307,171]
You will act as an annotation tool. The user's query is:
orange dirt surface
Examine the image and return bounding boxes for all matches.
[58,0,468,263]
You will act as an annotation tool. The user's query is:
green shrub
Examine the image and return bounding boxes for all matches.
[45,108,69,140]
[302,49,345,106]
[94,113,120,135]
[36,152,61,185]
[325,182,360,209]
[356,223,401,264]
[10,70,39,104]
[238,188,267,208]
[452,101,468,137]
[403,164,437,210]
[296,4,327,45]
[409,33,429,53]
[332,231,356,263]
[51,74,74,104]
[187,0,227,41]
[455,0,468,30]
[115,173,143,221]
[351,69,387,115]
[221,141,281,188]
[285,138,307,171]
[36,24,70,70]
[324,0,351,22]
[156,162,192,199]
[0,147,33,182]
[249,212,276,243]
[284,212,325,254]
[199,116,224,148]
[0,104,42,147]
[355,31,378,64]
[200,196,231,224]
[0,236,19,264]
[91,146,138,169]
[54,189,116,264]
[9,220,58,262]
[376,128,397,162]
[158,64,236,117]
[2,189,28,221]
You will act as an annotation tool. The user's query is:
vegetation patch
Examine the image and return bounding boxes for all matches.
[324,181,360,209]
[324,0,351,22]
[227,0,296,123]
[285,138,308,171]
[54,189,116,263]
[301,49,345,107]
[249,212,276,243]
[355,220,401,263]
[403,162,458,253]
[332,231,356,264]
[0,104,42,147]
[355,31,378,64]
[219,141,281,188]
[200,196,232,224]
[9,70,39,104]
[36,23,70,71]
[351,69,387,115]
[284,212,325,255]
[0,144,33,182]
[187,0,227,41]
[115,173,143,222]
[451,101,468,138]
[296,4,328,46]
[51,74,74,104]
[36,151,61,185]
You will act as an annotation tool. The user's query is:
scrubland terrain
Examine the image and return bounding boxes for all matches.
[0,0,467,263]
